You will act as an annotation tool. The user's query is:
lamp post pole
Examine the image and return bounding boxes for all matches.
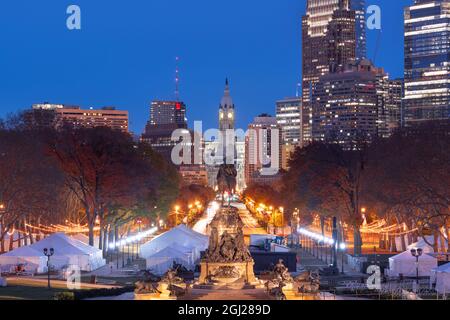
[411,248,423,288]
[43,248,54,290]
[332,217,338,270]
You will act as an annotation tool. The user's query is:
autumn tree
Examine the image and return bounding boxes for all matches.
[0,128,65,252]
[365,121,450,252]
[281,143,367,255]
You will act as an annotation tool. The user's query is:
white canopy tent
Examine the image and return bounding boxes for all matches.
[177,224,209,242]
[386,250,438,277]
[71,234,100,248]
[145,246,193,275]
[431,263,450,294]
[407,236,448,254]
[140,225,208,267]
[0,233,105,274]
[0,246,47,273]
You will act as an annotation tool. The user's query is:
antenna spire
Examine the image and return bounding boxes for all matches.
[175,56,180,101]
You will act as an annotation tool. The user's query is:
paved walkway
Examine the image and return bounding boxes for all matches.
[193,201,220,235]
[6,276,119,290]
[233,202,267,236]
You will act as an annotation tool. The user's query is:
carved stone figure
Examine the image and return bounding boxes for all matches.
[268,282,287,300]
[135,271,161,294]
[207,227,219,257]
[219,231,235,262]
[162,268,184,286]
[294,270,321,294]
[273,259,293,283]
[233,229,252,262]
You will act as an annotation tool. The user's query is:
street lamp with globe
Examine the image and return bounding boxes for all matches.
[43,248,54,289]
[410,248,423,285]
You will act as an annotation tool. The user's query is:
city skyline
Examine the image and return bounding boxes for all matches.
[0,0,408,134]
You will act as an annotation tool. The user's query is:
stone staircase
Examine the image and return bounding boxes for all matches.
[182,288,271,300]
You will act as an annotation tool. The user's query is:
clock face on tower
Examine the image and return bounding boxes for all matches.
[219,78,235,131]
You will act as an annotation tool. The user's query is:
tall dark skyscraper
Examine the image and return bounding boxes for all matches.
[141,100,188,161]
[404,0,450,125]
[351,0,367,61]
[302,0,364,147]
[312,60,402,150]
[148,100,187,128]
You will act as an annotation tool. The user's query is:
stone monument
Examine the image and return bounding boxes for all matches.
[197,205,258,289]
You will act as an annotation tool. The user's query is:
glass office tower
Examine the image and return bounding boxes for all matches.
[404,0,450,124]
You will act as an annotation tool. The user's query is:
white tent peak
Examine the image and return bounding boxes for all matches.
[390,250,437,261]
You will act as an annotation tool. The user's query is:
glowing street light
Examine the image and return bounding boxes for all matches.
[411,248,423,285]
[43,248,54,289]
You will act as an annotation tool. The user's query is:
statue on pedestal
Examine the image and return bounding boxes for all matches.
[198,205,257,287]
[217,163,237,207]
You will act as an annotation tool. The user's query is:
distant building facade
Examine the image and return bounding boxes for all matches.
[245,115,282,186]
[276,97,302,170]
[179,165,208,187]
[404,0,450,124]
[27,104,129,132]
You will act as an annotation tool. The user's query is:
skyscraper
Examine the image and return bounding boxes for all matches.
[141,100,188,161]
[302,0,363,146]
[351,0,367,61]
[276,97,302,170]
[312,60,401,149]
[404,0,450,124]
[148,100,187,128]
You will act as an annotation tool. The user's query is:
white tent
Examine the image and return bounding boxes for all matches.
[0,246,47,273]
[386,250,438,277]
[71,234,100,248]
[145,246,193,275]
[29,233,106,272]
[0,233,105,274]
[431,263,450,294]
[140,225,208,263]
[177,224,209,242]
[407,236,448,254]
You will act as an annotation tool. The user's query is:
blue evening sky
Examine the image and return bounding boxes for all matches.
[0,0,411,134]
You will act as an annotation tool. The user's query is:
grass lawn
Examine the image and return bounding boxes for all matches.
[0,277,116,300]
[0,285,68,300]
